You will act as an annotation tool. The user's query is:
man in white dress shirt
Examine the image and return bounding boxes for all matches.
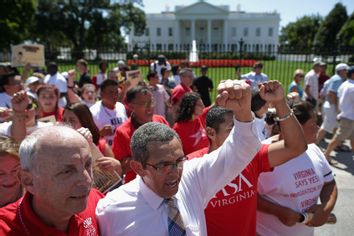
[96,80,273,235]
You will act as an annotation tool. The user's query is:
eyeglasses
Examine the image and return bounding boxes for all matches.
[145,156,187,174]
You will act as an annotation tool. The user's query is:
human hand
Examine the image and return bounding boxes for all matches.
[11,91,29,113]
[305,204,330,227]
[277,206,301,226]
[99,125,113,137]
[259,81,284,105]
[67,69,75,86]
[216,79,252,122]
[96,157,122,176]
[0,107,12,119]
[77,127,93,145]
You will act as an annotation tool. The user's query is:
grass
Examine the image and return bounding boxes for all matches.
[57,60,335,101]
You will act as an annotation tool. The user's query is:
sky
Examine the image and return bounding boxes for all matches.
[140,0,354,28]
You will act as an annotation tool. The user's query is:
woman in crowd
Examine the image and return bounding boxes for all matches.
[0,136,23,207]
[288,69,305,98]
[81,83,97,107]
[36,84,63,122]
[257,101,337,236]
[173,92,210,155]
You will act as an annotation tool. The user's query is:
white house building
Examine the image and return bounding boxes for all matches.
[128,0,280,52]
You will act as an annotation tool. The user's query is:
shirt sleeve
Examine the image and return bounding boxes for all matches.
[313,145,334,183]
[112,128,131,160]
[182,118,262,206]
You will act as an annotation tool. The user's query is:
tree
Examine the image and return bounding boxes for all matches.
[280,15,322,51]
[33,0,145,57]
[337,11,354,47]
[0,0,36,51]
[313,3,348,50]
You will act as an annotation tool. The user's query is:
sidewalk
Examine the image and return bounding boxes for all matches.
[315,139,354,236]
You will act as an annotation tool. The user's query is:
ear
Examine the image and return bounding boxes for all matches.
[206,127,216,141]
[20,170,35,194]
[130,160,147,177]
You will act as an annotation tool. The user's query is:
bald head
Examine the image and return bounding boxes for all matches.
[19,125,89,172]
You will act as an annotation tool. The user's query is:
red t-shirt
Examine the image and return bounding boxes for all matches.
[0,189,103,236]
[112,115,169,183]
[171,83,192,105]
[40,107,64,122]
[190,144,272,236]
[173,107,210,155]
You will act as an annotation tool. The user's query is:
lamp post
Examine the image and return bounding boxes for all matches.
[238,38,244,59]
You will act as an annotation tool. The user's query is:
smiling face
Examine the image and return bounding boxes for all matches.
[193,98,205,117]
[129,92,154,124]
[142,138,184,198]
[0,153,22,207]
[28,133,93,216]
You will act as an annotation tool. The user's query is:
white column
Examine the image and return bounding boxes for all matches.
[191,19,195,41]
[223,20,228,47]
[175,20,180,45]
[207,19,212,48]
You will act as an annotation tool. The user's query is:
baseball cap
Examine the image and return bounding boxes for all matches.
[335,63,349,72]
[25,76,40,85]
[117,60,125,66]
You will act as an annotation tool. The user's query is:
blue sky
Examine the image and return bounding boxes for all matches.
[141,0,354,28]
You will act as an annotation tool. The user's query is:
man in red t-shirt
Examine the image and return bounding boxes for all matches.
[188,81,307,236]
[0,126,103,236]
[171,68,193,118]
[112,86,169,183]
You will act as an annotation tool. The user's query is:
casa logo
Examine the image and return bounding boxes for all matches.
[83,217,97,236]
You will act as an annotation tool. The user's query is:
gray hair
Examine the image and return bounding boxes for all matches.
[179,68,193,77]
[19,125,82,171]
[131,122,180,164]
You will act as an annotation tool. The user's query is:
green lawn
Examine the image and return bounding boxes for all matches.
[57,60,335,102]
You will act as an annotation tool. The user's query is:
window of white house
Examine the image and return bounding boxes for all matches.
[232,27,237,37]
[157,28,161,37]
[156,44,162,50]
[256,27,261,37]
[145,28,149,36]
[168,27,173,36]
[185,27,190,36]
[168,44,174,50]
[243,27,248,37]
[268,28,273,37]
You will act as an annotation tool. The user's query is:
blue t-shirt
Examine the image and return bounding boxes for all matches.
[288,81,303,98]
[328,74,345,96]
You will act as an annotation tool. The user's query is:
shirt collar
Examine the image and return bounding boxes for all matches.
[138,176,164,210]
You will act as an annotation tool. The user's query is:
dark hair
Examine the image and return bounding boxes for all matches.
[176,92,201,122]
[36,84,60,119]
[251,91,266,112]
[160,66,170,76]
[171,65,179,76]
[253,61,263,69]
[0,72,16,90]
[206,106,233,133]
[126,85,151,103]
[291,101,314,125]
[147,71,158,81]
[99,61,108,71]
[64,103,100,144]
[131,122,180,164]
[100,79,118,92]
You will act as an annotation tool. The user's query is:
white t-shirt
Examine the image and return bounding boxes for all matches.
[90,101,127,146]
[304,70,319,101]
[151,84,170,117]
[255,115,266,141]
[256,144,334,236]
[44,72,68,108]
[0,92,12,108]
[95,72,107,86]
[0,121,52,137]
[337,79,354,120]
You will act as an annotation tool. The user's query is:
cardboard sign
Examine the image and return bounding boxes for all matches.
[126,70,142,87]
[37,115,56,124]
[11,44,45,67]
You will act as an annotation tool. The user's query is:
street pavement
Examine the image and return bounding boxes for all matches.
[315,139,354,236]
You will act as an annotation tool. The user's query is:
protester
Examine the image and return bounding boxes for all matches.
[25,74,42,100]
[36,84,63,122]
[193,65,213,107]
[187,81,307,236]
[324,66,354,162]
[304,60,321,108]
[150,54,171,80]
[173,92,210,155]
[241,61,269,91]
[96,79,264,235]
[288,69,305,98]
[112,85,169,183]
[0,72,22,109]
[251,91,270,141]
[90,79,128,146]
[76,59,92,88]
[81,83,97,108]
[147,71,170,117]
[0,136,23,207]
[44,62,67,108]
[92,61,108,89]
[0,125,103,235]
[257,101,337,236]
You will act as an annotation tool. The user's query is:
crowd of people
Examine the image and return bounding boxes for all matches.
[0,55,352,235]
